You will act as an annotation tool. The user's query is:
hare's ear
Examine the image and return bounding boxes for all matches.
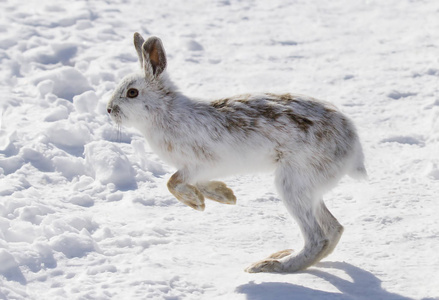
[142,36,167,78]
[134,32,145,68]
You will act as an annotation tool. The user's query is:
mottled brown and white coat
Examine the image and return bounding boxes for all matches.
[107,33,367,273]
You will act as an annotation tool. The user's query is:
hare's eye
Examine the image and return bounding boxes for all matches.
[127,88,139,98]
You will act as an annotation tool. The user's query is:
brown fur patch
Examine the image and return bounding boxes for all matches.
[196,181,236,204]
[167,172,205,211]
[268,249,294,259]
[192,144,216,161]
[278,93,293,103]
[211,94,251,109]
[211,98,230,109]
[167,172,181,190]
[265,93,295,104]
[259,105,282,120]
[275,149,284,162]
[224,116,249,133]
[286,110,314,131]
[211,93,320,134]
[165,141,173,152]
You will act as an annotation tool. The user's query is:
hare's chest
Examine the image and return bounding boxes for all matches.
[145,132,214,167]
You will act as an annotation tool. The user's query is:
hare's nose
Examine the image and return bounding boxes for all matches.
[107,108,112,114]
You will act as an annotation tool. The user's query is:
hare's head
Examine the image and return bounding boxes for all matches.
[107,33,174,127]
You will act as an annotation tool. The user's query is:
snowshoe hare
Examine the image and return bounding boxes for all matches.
[107,33,367,273]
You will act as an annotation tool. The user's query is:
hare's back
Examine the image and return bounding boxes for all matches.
[209,93,360,165]
[209,93,352,137]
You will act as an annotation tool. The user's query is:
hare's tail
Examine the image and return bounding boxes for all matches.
[348,139,367,180]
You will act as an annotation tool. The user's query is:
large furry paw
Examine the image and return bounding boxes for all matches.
[173,185,206,211]
[167,172,206,211]
[245,259,283,273]
[181,185,205,211]
[196,181,236,205]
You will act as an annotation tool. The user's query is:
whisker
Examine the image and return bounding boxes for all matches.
[117,125,122,142]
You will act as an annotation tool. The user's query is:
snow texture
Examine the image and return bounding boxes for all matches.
[0,0,438,299]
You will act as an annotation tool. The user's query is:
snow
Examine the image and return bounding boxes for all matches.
[0,0,438,299]
[84,141,137,190]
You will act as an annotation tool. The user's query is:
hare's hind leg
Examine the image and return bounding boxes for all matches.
[196,181,236,205]
[246,164,329,273]
[167,171,205,211]
[316,200,344,258]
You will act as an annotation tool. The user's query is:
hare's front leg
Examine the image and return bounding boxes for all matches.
[196,181,237,205]
[167,171,205,211]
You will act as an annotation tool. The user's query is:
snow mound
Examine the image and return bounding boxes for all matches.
[73,91,99,114]
[68,194,95,207]
[50,230,97,258]
[24,43,78,65]
[425,162,439,180]
[31,67,92,101]
[84,141,137,190]
[52,156,87,180]
[46,121,91,151]
[0,249,26,284]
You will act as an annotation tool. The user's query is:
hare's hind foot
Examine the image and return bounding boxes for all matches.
[245,259,283,273]
[246,238,329,273]
[167,172,205,211]
[268,249,294,259]
[245,249,293,273]
[196,181,236,205]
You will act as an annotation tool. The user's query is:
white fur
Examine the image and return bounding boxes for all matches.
[107,33,367,273]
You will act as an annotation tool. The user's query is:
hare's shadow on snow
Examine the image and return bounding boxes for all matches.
[236,261,428,300]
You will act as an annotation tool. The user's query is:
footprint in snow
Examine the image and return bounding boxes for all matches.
[387,90,417,100]
[380,135,425,147]
[186,40,204,51]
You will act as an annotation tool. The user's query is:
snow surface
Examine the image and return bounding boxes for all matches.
[1,0,438,299]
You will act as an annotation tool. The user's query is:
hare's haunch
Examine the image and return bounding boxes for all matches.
[107,33,367,273]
